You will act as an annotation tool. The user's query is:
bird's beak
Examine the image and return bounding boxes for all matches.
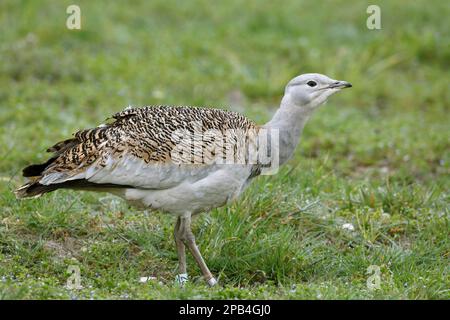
[329,80,352,89]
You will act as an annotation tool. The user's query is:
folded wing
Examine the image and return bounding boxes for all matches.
[16,106,258,198]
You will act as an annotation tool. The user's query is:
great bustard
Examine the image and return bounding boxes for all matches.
[15,73,351,286]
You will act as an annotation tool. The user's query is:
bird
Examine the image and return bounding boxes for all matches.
[15,73,351,286]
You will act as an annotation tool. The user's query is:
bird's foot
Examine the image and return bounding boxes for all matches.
[175,273,189,286]
[206,277,217,287]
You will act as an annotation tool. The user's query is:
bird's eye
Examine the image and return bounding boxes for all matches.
[307,81,317,87]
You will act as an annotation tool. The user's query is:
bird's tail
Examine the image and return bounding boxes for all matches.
[15,178,130,199]
[14,180,57,199]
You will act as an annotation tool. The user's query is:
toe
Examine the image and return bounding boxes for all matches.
[175,273,189,286]
[207,277,217,287]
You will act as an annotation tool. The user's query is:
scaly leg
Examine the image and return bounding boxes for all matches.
[178,214,217,286]
[174,216,188,285]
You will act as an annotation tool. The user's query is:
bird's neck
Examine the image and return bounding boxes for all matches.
[263,94,313,165]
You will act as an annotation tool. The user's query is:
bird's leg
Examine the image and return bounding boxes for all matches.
[179,215,217,286]
[174,216,188,285]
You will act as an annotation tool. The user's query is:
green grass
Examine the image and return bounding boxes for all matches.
[0,0,449,299]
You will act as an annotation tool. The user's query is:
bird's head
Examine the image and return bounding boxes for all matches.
[284,73,352,111]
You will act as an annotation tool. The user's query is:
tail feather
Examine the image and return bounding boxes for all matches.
[22,158,57,177]
[15,179,132,199]
[16,133,130,199]
[14,181,58,199]
[22,137,78,178]
[17,137,80,198]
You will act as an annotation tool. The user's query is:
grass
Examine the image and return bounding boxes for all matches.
[0,0,449,299]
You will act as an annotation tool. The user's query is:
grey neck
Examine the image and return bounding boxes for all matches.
[263,95,313,165]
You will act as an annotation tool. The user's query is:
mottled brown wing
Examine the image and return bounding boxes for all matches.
[23,106,259,190]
